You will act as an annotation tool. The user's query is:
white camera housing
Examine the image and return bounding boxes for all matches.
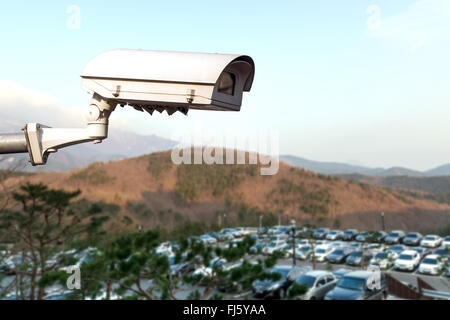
[81,49,255,115]
[1,49,255,166]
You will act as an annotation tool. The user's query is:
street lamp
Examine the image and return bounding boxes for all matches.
[223,213,227,228]
[380,212,385,231]
[259,214,263,229]
[290,219,296,266]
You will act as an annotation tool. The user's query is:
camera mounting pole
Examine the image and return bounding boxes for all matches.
[0,94,117,166]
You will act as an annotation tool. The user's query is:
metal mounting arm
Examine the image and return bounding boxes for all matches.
[0,94,117,166]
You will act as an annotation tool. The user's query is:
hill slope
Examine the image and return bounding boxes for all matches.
[4,151,450,233]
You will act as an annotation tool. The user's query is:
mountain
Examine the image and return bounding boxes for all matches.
[0,129,178,172]
[425,164,450,176]
[3,151,450,233]
[280,155,431,177]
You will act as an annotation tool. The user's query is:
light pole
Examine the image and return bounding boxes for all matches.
[290,219,296,266]
[381,212,385,231]
[259,214,263,229]
[223,213,227,228]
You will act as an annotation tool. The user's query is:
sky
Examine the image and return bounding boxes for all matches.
[1,0,450,171]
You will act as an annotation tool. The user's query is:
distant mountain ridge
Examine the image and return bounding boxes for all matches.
[280,155,450,177]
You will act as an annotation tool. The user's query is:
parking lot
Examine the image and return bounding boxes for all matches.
[1,226,449,300]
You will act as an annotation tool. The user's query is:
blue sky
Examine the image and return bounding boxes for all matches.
[1,0,450,170]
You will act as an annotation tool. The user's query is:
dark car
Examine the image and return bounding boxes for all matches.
[345,250,372,267]
[327,248,351,264]
[410,247,431,260]
[252,265,311,299]
[434,248,450,262]
[313,228,330,239]
[389,244,405,257]
[402,233,423,246]
[355,232,370,242]
[325,271,387,300]
[384,230,405,244]
[168,256,199,278]
[342,229,358,241]
[375,231,388,243]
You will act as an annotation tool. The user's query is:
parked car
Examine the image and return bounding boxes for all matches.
[363,243,384,255]
[199,234,217,245]
[288,271,337,300]
[313,228,330,239]
[252,265,310,299]
[315,240,331,247]
[295,245,312,260]
[262,239,287,255]
[402,232,423,246]
[332,268,352,279]
[216,232,234,241]
[330,241,347,250]
[327,248,351,264]
[394,250,421,272]
[313,245,334,262]
[410,247,431,260]
[355,232,370,242]
[375,231,388,243]
[347,241,362,252]
[342,229,358,241]
[325,230,342,241]
[442,236,450,249]
[434,247,450,262]
[156,242,174,256]
[388,244,405,257]
[168,256,199,278]
[193,257,226,277]
[345,250,372,267]
[420,235,442,248]
[193,258,242,277]
[384,230,405,244]
[325,271,387,300]
[369,251,395,270]
[418,254,444,276]
[250,241,265,254]
[295,239,309,249]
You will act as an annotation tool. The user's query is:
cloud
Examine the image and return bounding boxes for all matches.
[368,0,450,49]
[0,80,133,131]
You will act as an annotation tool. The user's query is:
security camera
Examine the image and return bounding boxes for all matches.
[0,49,255,166]
[81,49,255,115]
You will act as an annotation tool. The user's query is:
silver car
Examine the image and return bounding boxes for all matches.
[288,270,338,300]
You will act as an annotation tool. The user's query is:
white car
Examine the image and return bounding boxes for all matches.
[314,240,331,248]
[193,257,226,277]
[442,236,450,249]
[330,241,346,250]
[295,239,309,249]
[420,235,442,248]
[418,254,444,276]
[347,242,362,252]
[262,240,287,255]
[313,245,334,262]
[326,230,343,241]
[394,250,421,272]
[369,251,395,270]
[199,235,217,245]
[156,242,173,256]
